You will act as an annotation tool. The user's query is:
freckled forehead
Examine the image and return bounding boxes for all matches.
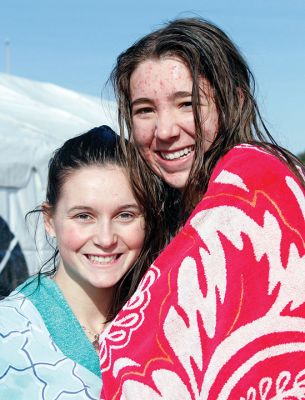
[130,57,193,98]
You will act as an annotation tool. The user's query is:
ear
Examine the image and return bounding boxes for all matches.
[42,202,56,238]
[237,87,245,109]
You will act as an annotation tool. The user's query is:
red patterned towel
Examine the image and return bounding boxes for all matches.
[99,145,305,400]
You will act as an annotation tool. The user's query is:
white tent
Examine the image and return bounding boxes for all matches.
[0,73,117,295]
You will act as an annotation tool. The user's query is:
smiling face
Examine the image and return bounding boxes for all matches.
[44,165,145,293]
[130,56,219,190]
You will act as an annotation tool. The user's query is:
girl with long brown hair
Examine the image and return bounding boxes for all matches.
[100,18,305,399]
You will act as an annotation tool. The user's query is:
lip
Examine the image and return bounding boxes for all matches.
[84,253,123,267]
[159,145,194,160]
[154,145,195,170]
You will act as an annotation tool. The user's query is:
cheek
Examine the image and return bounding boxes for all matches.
[201,99,219,127]
[58,225,86,251]
[125,222,145,253]
[132,120,154,148]
[203,107,219,142]
[181,115,196,136]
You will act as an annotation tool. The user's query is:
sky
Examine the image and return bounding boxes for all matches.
[0,0,304,154]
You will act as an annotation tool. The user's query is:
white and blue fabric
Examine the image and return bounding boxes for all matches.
[0,277,101,399]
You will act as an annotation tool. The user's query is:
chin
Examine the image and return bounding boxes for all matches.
[91,282,116,290]
[93,277,122,289]
[165,175,188,191]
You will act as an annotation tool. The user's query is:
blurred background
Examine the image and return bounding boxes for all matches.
[0,0,304,295]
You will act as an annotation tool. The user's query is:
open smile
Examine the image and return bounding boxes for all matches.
[85,254,122,265]
[159,146,194,161]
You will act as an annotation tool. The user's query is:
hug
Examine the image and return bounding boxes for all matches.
[1,17,305,400]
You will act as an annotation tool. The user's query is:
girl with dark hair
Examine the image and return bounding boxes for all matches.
[0,125,169,399]
[100,18,305,399]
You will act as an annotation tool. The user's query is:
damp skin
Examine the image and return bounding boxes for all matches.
[130,56,219,190]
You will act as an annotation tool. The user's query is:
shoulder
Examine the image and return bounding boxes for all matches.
[190,144,305,234]
[0,291,43,331]
[0,293,101,399]
[207,144,303,196]
[216,144,291,176]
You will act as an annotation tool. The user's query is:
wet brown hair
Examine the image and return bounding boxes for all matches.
[110,17,304,219]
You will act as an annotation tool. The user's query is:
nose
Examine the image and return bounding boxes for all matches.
[93,220,117,248]
[155,110,180,142]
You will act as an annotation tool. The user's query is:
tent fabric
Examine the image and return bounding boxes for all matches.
[0,73,116,293]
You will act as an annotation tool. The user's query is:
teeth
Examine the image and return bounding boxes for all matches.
[160,146,193,160]
[88,255,117,263]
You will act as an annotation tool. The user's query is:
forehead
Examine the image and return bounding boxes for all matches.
[130,56,215,100]
[59,165,132,200]
[130,57,193,95]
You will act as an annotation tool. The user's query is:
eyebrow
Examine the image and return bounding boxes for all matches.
[117,204,141,212]
[171,91,192,100]
[131,97,153,108]
[68,206,93,213]
[67,204,140,213]
[131,91,192,108]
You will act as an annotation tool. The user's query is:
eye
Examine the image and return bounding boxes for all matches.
[116,212,135,222]
[75,213,92,221]
[132,107,154,116]
[180,101,193,109]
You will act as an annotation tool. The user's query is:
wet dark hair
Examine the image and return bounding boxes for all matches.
[28,125,172,321]
[46,125,122,209]
[110,17,305,218]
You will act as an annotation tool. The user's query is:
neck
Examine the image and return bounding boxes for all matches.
[53,266,114,333]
